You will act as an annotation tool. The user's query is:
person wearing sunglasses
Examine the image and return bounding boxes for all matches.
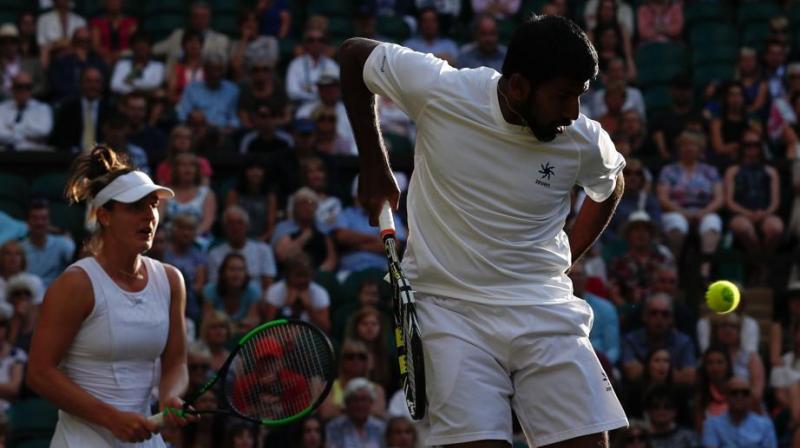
[318,339,386,421]
[702,377,777,448]
[0,71,52,151]
[286,28,338,104]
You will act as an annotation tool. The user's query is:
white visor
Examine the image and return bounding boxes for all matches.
[88,171,174,222]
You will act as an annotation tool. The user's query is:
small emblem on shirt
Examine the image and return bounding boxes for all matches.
[380,56,387,73]
[536,162,554,187]
[601,371,612,392]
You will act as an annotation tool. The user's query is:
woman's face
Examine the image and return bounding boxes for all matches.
[172,129,193,152]
[241,14,259,36]
[599,28,618,51]
[100,193,161,254]
[704,351,728,381]
[304,164,327,191]
[648,349,671,382]
[301,418,322,448]
[245,165,265,190]
[716,321,740,347]
[599,0,615,22]
[356,314,381,342]
[0,244,23,275]
[206,322,230,346]
[175,157,198,185]
[341,349,370,376]
[233,429,255,448]
[183,37,203,58]
[188,355,211,386]
[726,86,744,111]
[678,139,700,163]
[315,112,337,133]
[223,257,247,290]
[293,197,318,224]
[739,53,757,74]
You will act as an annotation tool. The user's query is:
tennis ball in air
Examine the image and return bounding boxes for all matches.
[706,280,740,314]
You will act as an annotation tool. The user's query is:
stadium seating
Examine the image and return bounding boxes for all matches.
[377,16,411,43]
[6,398,59,448]
[31,172,70,202]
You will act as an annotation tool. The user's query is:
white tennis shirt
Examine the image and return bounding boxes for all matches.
[363,43,625,305]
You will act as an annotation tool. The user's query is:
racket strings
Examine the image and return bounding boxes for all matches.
[226,324,334,422]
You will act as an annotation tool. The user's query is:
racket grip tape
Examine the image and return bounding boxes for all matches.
[147,407,185,429]
[379,201,395,233]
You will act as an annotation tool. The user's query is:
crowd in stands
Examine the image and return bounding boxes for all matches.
[3,0,800,446]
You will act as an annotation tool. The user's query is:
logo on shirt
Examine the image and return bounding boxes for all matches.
[601,370,612,392]
[380,56,387,73]
[536,162,555,188]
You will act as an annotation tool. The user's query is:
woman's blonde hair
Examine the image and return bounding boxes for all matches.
[200,310,233,344]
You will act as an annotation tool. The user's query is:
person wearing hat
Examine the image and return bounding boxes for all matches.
[27,145,196,445]
[0,23,45,99]
[608,211,675,329]
[295,68,357,155]
[238,101,292,155]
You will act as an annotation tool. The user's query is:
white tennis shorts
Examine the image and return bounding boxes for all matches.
[414,294,628,447]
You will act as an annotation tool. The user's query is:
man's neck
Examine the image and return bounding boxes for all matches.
[229,239,246,250]
[29,233,46,247]
[729,410,747,425]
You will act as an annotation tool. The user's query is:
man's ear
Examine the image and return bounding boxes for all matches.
[508,73,531,103]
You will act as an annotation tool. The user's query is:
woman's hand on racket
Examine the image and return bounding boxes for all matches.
[108,410,158,443]
[159,396,198,429]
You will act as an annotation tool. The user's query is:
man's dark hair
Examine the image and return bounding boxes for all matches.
[643,384,676,410]
[502,14,598,85]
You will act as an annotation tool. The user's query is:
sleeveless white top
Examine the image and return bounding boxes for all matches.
[51,256,170,448]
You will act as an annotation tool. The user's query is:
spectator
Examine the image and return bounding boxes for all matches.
[694,345,734,432]
[569,259,620,364]
[457,14,507,72]
[291,415,325,448]
[0,240,44,305]
[622,348,675,419]
[0,71,52,151]
[0,23,45,99]
[591,0,636,80]
[286,28,339,104]
[598,80,627,134]
[607,159,661,242]
[230,10,278,82]
[770,285,800,369]
[101,113,150,174]
[471,0,519,19]
[237,53,288,129]
[256,0,291,39]
[166,30,204,105]
[709,312,766,411]
[697,305,759,356]
[50,66,110,152]
[769,319,800,427]
[385,416,417,448]
[724,130,783,271]
[155,125,212,186]
[224,424,256,448]
[198,310,231,371]
[621,293,696,387]
[310,104,354,155]
[702,377,777,448]
[584,0,634,37]
[163,213,207,321]
[636,0,683,45]
[159,152,216,240]
[176,53,240,131]
[17,12,38,60]
[0,299,23,413]
[656,129,724,280]
[89,0,138,67]
[302,157,343,233]
[736,47,769,116]
[621,110,655,157]
[611,420,652,448]
[333,177,407,274]
[272,187,337,272]
[589,58,645,121]
[152,1,231,71]
[608,212,673,328]
[644,384,698,448]
[110,32,164,96]
[202,252,261,334]
[345,306,394,391]
[763,37,788,100]
[186,343,213,396]
[207,205,277,294]
[403,8,459,66]
[264,253,331,332]
[6,275,36,352]
[226,160,276,241]
[122,92,167,165]
[352,4,383,41]
[20,200,75,287]
[295,70,356,154]
[320,339,387,421]
[709,81,752,170]
[239,101,292,155]
[325,377,387,448]
[46,26,108,103]
[651,74,701,162]
[36,0,87,66]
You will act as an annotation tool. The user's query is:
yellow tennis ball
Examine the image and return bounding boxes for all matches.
[706,280,741,314]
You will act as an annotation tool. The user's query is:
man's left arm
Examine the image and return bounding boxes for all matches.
[567,172,624,268]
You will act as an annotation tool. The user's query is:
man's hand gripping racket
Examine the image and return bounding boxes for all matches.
[380,202,427,420]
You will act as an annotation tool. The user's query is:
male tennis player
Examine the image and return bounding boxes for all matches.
[340,14,627,448]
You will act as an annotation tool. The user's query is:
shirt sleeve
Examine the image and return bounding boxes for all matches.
[310,283,330,309]
[265,282,286,307]
[576,122,626,202]
[259,243,277,277]
[701,418,721,447]
[363,43,452,121]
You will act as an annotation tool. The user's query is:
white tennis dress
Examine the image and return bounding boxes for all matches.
[51,256,170,448]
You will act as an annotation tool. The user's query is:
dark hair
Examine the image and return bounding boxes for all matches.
[285,253,313,278]
[643,347,673,385]
[216,253,250,298]
[234,158,269,196]
[502,14,598,85]
[223,423,256,448]
[417,6,437,19]
[27,197,49,214]
[181,29,203,47]
[696,345,734,413]
[290,415,325,446]
[643,384,676,411]
[720,80,746,118]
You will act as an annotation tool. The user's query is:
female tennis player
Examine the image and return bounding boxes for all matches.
[26,145,196,446]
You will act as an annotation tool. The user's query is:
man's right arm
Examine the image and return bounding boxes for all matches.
[339,38,400,226]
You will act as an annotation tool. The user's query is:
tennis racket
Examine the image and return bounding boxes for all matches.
[379,202,427,420]
[148,319,335,429]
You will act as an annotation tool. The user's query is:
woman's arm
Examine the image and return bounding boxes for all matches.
[192,264,206,299]
[27,269,156,442]
[621,28,637,81]
[709,118,727,155]
[261,193,278,242]
[767,166,781,215]
[723,166,751,216]
[320,235,337,272]
[749,351,766,406]
[700,181,725,214]
[0,362,23,400]
[769,323,784,366]
[157,265,194,428]
[199,190,218,235]
[656,182,683,213]
[749,82,768,113]
[274,233,310,263]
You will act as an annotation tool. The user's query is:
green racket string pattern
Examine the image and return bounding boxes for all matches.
[223,324,334,423]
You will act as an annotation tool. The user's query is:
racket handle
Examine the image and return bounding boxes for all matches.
[147,407,185,430]
[379,201,395,233]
